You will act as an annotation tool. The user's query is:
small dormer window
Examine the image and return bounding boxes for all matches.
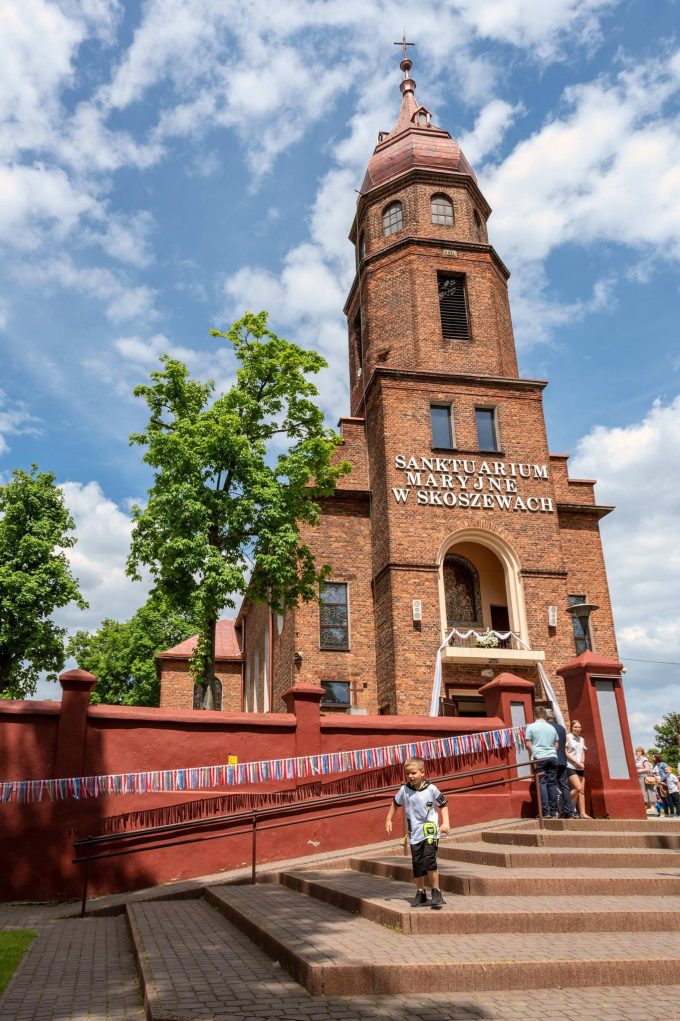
[383,201,403,237]
[413,108,430,126]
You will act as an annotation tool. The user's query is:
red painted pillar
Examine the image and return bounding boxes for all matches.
[557,653,645,819]
[480,672,535,815]
[54,669,96,778]
[282,684,324,775]
[479,672,535,727]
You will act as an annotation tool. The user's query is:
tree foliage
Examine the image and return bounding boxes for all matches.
[67,595,199,706]
[127,312,349,705]
[0,465,86,697]
[651,711,680,767]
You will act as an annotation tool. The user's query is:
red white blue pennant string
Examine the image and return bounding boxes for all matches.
[0,725,525,806]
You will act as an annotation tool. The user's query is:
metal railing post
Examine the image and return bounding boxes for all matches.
[533,763,545,830]
[80,845,91,917]
[251,811,257,884]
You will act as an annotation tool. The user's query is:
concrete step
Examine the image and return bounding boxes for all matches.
[352,853,680,896]
[544,817,680,831]
[438,840,680,869]
[279,866,680,933]
[482,828,680,849]
[207,882,680,994]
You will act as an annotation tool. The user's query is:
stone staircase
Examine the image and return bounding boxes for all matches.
[122,817,680,1012]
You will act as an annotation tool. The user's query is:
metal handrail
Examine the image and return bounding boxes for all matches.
[73,758,541,916]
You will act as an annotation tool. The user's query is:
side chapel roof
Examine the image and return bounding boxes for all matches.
[156,618,243,662]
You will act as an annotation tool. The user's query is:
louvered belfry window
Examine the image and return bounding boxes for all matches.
[438,273,470,339]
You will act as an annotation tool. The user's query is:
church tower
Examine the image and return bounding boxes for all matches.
[160,51,620,722]
[338,52,618,717]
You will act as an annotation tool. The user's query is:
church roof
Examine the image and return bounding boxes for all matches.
[360,56,476,195]
[156,618,243,661]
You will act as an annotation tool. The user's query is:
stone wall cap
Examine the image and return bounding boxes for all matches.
[479,673,535,694]
[557,652,624,677]
[59,668,97,692]
[320,715,504,733]
[282,684,326,700]
[87,704,296,727]
[0,700,62,716]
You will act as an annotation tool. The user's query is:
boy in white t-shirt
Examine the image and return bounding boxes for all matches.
[386,757,450,909]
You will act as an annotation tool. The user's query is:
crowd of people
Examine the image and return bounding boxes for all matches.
[635,746,680,817]
[523,706,680,819]
[523,707,591,818]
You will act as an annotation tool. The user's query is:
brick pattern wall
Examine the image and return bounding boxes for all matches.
[159,658,243,712]
[233,132,619,727]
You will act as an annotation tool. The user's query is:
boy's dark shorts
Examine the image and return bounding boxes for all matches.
[410,838,438,877]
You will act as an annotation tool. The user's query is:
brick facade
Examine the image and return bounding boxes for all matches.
[159,61,619,724]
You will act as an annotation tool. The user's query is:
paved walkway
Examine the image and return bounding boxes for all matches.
[0,914,143,1021]
[2,899,680,1021]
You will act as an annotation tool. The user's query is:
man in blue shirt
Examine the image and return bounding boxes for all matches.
[546,708,577,818]
[524,707,559,818]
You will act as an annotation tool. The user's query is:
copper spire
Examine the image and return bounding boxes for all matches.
[360,41,477,194]
[390,34,419,134]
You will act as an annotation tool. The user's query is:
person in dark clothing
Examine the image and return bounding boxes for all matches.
[546,708,577,818]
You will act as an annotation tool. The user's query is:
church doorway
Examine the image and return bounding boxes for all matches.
[441,540,511,634]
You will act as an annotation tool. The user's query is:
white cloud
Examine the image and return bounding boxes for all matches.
[571,396,680,750]
[458,99,523,165]
[0,164,98,249]
[479,50,680,345]
[458,0,617,59]
[0,388,41,454]
[13,256,158,323]
[56,480,150,632]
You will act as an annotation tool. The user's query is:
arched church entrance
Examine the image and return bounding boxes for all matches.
[437,529,529,716]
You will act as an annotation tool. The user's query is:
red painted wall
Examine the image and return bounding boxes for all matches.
[0,673,537,902]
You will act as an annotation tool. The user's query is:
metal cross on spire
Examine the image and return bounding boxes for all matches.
[393,32,415,75]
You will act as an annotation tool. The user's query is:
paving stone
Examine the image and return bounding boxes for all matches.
[0,916,143,1021]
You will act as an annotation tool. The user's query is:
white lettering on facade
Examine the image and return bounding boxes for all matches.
[391,453,554,512]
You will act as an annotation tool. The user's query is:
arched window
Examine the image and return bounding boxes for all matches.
[431,194,453,226]
[358,232,366,262]
[383,201,403,237]
[473,209,483,241]
[193,680,222,710]
[443,554,482,627]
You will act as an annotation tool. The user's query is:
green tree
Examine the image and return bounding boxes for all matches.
[127,311,348,707]
[0,465,86,697]
[651,712,680,768]
[67,595,199,706]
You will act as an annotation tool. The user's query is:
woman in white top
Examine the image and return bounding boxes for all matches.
[565,720,590,818]
[635,746,655,809]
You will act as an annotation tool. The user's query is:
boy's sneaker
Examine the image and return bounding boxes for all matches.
[430,888,444,910]
[410,890,428,908]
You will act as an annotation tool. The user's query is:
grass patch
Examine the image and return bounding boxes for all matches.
[0,931,37,993]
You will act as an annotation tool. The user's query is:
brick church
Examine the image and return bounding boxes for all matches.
[159,54,618,720]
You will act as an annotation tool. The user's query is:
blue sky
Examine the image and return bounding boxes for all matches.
[1,0,679,749]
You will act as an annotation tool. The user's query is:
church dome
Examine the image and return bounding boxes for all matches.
[360,57,476,195]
